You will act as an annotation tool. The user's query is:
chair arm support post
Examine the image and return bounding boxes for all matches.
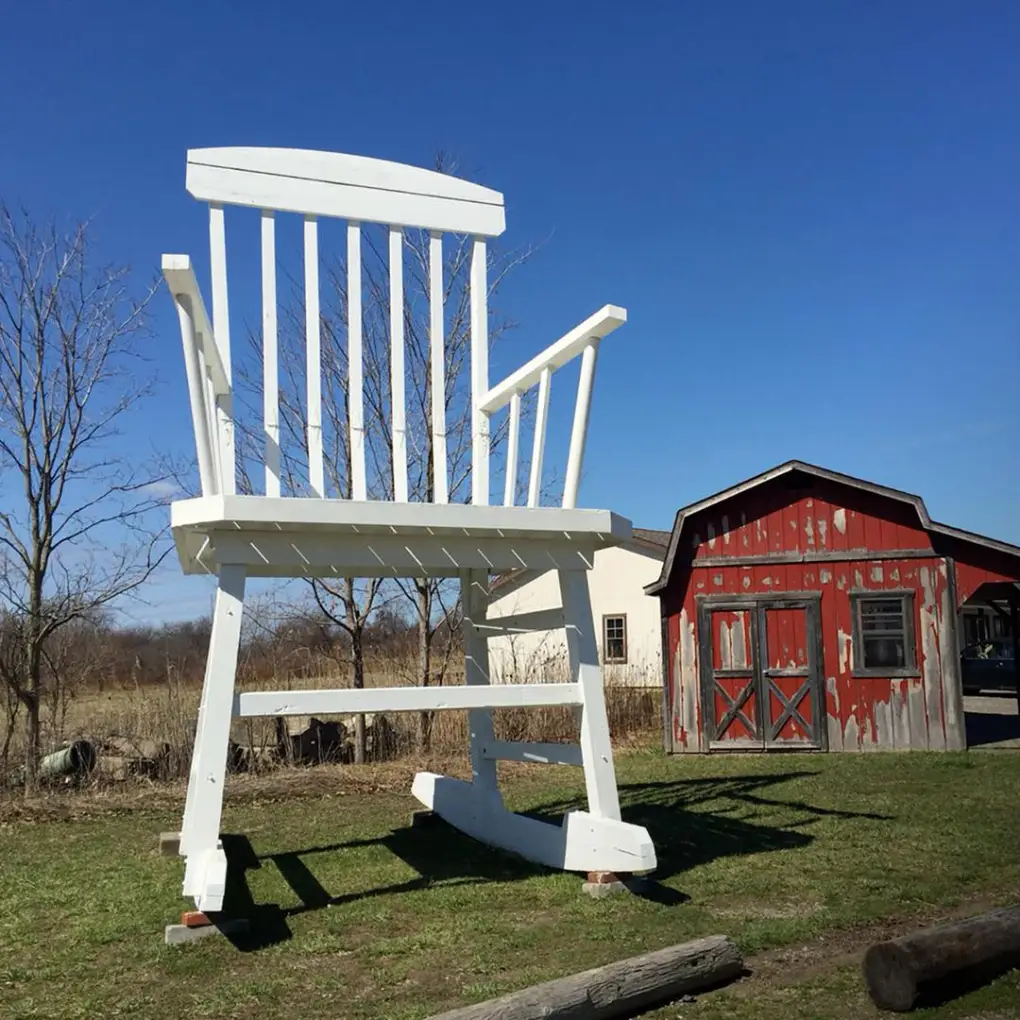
[562,338,600,509]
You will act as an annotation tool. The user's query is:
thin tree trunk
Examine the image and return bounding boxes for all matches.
[350,626,366,764]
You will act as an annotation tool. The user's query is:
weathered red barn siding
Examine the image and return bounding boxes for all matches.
[663,478,966,753]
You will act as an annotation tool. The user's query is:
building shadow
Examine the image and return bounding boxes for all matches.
[965,706,1020,748]
[215,769,892,950]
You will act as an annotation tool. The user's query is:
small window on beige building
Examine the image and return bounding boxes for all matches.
[602,614,628,664]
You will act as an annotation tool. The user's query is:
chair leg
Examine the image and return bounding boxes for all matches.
[179,563,246,912]
[559,569,622,823]
[462,569,500,796]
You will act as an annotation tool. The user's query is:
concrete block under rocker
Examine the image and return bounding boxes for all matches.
[159,831,182,857]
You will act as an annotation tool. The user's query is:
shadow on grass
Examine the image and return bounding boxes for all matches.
[219,769,893,950]
[965,707,1020,748]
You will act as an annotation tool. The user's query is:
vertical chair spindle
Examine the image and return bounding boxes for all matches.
[470,237,489,506]
[504,392,521,506]
[347,222,367,501]
[389,227,408,502]
[304,217,324,497]
[261,211,281,497]
[429,231,448,504]
[528,367,551,508]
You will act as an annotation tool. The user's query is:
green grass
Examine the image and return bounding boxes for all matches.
[2,750,1020,1019]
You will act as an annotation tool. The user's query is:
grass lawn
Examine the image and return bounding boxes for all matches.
[2,749,1020,1019]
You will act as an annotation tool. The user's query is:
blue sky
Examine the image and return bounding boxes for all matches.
[2,0,1018,623]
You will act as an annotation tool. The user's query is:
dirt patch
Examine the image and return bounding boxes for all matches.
[740,890,1020,991]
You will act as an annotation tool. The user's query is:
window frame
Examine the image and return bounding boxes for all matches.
[602,613,628,665]
[850,589,919,678]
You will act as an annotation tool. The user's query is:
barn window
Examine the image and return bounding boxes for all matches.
[602,615,628,664]
[850,592,917,676]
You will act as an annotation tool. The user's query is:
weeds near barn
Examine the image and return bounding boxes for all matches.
[2,751,1020,1019]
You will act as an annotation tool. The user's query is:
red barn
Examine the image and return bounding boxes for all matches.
[644,461,1020,753]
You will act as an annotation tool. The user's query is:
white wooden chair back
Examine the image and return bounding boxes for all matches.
[162,147,623,511]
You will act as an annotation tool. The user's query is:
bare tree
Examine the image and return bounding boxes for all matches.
[0,205,171,790]
[235,158,535,755]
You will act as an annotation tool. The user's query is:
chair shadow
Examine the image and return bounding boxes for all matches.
[217,769,893,950]
[965,707,1020,748]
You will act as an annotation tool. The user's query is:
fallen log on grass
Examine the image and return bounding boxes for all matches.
[863,904,1020,1012]
[426,934,742,1020]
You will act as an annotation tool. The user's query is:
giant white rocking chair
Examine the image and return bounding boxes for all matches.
[163,147,656,912]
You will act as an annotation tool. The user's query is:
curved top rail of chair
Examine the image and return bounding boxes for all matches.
[186,147,507,237]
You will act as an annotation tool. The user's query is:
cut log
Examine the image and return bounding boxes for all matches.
[863,904,1020,1012]
[425,934,742,1020]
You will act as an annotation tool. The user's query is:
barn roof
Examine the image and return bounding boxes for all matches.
[644,459,1020,596]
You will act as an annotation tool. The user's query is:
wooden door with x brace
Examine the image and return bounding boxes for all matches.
[697,594,826,751]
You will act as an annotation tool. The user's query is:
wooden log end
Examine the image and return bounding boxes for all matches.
[863,942,917,1012]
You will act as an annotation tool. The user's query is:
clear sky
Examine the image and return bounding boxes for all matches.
[2,0,1018,623]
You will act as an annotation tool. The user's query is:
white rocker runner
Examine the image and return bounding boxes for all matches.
[162,146,657,913]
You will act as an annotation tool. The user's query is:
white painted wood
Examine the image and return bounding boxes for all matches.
[479,305,626,415]
[178,563,246,911]
[477,607,565,635]
[560,569,622,821]
[528,367,551,508]
[389,226,408,502]
[504,391,521,506]
[463,569,500,793]
[261,212,281,497]
[171,493,631,539]
[304,217,324,497]
[235,681,583,718]
[562,339,599,510]
[182,847,228,914]
[429,231,448,504]
[470,238,490,506]
[161,255,229,395]
[482,740,583,766]
[207,205,236,496]
[412,772,656,873]
[169,289,217,496]
[347,223,367,501]
[187,147,506,236]
[188,530,600,579]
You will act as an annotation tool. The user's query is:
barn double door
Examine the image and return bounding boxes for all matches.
[698,595,826,751]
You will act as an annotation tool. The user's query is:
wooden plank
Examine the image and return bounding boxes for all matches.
[482,740,582,766]
[470,238,489,505]
[389,226,408,501]
[196,530,600,579]
[424,935,742,1020]
[479,305,626,415]
[528,367,551,508]
[562,340,600,509]
[560,569,621,821]
[303,216,324,497]
[260,212,281,497]
[429,231,448,503]
[207,206,236,495]
[504,391,521,507]
[863,904,1020,1012]
[347,222,367,500]
[187,147,506,236]
[235,682,584,718]
[161,255,229,395]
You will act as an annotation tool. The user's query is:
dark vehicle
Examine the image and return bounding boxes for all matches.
[961,638,1017,695]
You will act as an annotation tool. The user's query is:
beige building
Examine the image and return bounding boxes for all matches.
[487,529,670,687]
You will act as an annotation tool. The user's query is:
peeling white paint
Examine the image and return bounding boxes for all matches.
[805,516,815,549]
[722,515,730,545]
[707,521,717,549]
[838,628,852,674]
[890,568,900,582]
[843,714,860,750]
[819,568,832,584]
[854,569,864,588]
[833,508,847,535]
[679,609,699,751]
[742,574,751,590]
[756,519,764,546]
[818,517,828,548]
[732,615,747,668]
[870,565,884,583]
[712,573,723,587]
[762,576,773,587]
[837,574,847,591]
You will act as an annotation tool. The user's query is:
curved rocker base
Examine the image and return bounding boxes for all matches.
[412,771,657,875]
[183,845,228,914]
